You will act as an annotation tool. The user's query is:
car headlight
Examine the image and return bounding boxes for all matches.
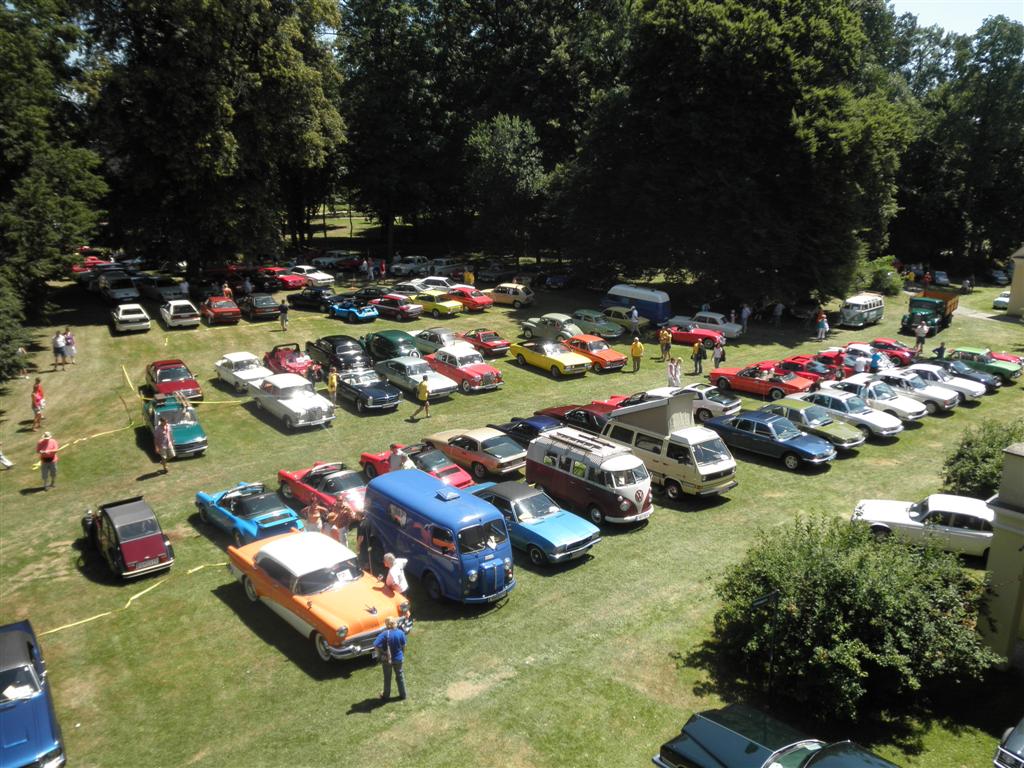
[336,625,348,639]
[366,395,373,405]
[40,746,64,768]
[467,569,478,583]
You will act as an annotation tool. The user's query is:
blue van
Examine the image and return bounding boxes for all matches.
[599,284,673,324]
[364,470,516,604]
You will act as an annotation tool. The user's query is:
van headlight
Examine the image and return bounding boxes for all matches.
[616,496,631,512]
[467,569,478,583]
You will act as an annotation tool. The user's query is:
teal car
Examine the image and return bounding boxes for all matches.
[570,308,625,339]
[143,394,208,458]
[760,398,866,451]
[947,346,1021,385]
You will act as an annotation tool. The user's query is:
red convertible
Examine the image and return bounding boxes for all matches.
[709,364,814,401]
[446,286,493,311]
[425,344,503,394]
[258,266,306,290]
[867,338,916,366]
[665,322,725,348]
[455,328,511,357]
[277,462,367,515]
[359,442,473,488]
[772,355,838,384]
[264,343,322,380]
[200,296,241,325]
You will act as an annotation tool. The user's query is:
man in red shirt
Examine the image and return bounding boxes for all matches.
[36,432,59,490]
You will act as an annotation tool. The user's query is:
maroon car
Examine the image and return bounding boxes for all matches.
[263,343,322,380]
[456,328,511,357]
[534,402,617,435]
[81,497,174,579]
[200,296,241,325]
[369,293,423,321]
[145,359,203,400]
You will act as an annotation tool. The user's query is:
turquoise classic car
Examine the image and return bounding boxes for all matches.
[570,308,625,339]
[143,394,208,458]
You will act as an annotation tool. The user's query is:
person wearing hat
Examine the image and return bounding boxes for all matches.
[36,432,60,490]
[155,416,175,474]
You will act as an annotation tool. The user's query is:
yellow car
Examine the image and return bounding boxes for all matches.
[413,291,462,319]
[602,305,651,333]
[508,340,590,379]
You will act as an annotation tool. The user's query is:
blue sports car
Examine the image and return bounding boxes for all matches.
[327,299,379,323]
[0,620,65,768]
[194,482,305,547]
[486,415,562,449]
[471,481,601,566]
[704,411,836,471]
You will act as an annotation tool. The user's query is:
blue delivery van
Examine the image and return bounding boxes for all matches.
[599,284,673,324]
[365,469,516,604]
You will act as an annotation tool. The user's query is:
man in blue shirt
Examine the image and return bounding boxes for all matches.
[373,616,408,701]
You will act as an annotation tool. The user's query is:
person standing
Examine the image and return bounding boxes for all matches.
[356,511,374,573]
[17,345,29,378]
[222,282,233,300]
[155,416,175,473]
[630,337,644,373]
[378,259,387,281]
[690,340,705,375]
[31,378,45,430]
[740,304,752,334]
[914,321,929,353]
[278,299,289,331]
[869,351,883,373]
[242,276,253,296]
[772,302,784,328]
[36,431,59,490]
[729,309,737,325]
[382,553,409,595]
[934,341,946,360]
[657,327,672,361]
[815,311,828,341]
[180,277,190,298]
[326,366,339,405]
[51,330,66,371]
[373,616,408,701]
[667,357,681,387]
[628,306,640,337]
[712,340,725,368]
[63,328,77,365]
[331,499,356,545]
[388,444,410,472]
[411,377,431,420]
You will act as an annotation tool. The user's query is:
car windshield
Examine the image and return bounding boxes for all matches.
[767,740,825,768]
[909,497,931,520]
[0,665,40,701]
[157,366,191,382]
[903,374,927,390]
[701,388,734,406]
[116,517,161,541]
[608,463,649,487]
[345,371,381,387]
[280,384,313,398]
[587,341,610,352]
[294,557,363,595]
[870,382,898,400]
[458,520,508,553]
[161,407,197,425]
[322,473,364,494]
[515,492,561,522]
[947,360,973,375]
[236,494,286,519]
[108,278,132,290]
[211,300,235,309]
[847,396,870,413]
[481,436,523,458]
[172,305,195,315]
[234,358,259,371]
[454,353,485,366]
[467,290,485,297]
[805,360,829,374]
[539,343,561,355]
[415,449,450,473]
[254,296,276,307]
[477,332,501,342]
[772,420,803,440]
[693,438,731,466]
[803,406,833,427]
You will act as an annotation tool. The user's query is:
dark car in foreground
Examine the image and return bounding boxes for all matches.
[81,496,174,578]
[305,335,372,372]
[336,368,402,413]
[995,716,1024,768]
[487,415,563,448]
[704,411,836,471]
[288,287,339,312]
[238,293,281,321]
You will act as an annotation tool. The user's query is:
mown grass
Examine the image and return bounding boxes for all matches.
[0,277,1021,767]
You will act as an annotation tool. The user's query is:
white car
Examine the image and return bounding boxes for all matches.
[794,390,904,438]
[822,374,927,422]
[389,255,431,276]
[111,303,151,333]
[427,257,464,274]
[664,311,743,338]
[852,493,994,558]
[391,279,426,297]
[419,275,460,292]
[100,275,141,304]
[906,363,986,402]
[841,343,897,370]
[993,290,1011,310]
[289,265,334,288]
[214,352,274,393]
[160,299,201,328]
[874,369,959,414]
[249,373,336,429]
[374,356,458,399]
[626,384,742,423]
[138,275,187,302]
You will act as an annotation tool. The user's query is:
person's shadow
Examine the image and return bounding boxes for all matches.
[346,697,388,715]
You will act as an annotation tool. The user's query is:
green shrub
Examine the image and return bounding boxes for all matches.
[856,255,903,296]
[942,419,1024,498]
[711,515,1001,723]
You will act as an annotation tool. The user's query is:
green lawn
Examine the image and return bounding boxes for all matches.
[1,278,1021,767]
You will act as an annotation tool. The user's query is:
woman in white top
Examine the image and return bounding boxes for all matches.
[382,552,408,594]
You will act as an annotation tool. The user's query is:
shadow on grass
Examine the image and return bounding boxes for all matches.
[655,492,733,514]
[71,536,129,586]
[513,550,595,577]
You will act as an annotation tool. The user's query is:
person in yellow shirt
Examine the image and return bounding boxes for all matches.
[630,337,644,373]
[411,376,431,419]
[326,366,339,405]
[658,327,672,361]
[463,268,475,286]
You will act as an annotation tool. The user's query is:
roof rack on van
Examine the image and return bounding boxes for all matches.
[542,427,623,457]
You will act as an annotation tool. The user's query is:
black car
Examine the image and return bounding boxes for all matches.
[360,330,419,362]
[288,287,339,312]
[339,285,389,306]
[238,293,281,320]
[487,415,563,449]
[305,335,372,372]
[336,369,402,414]
[927,357,1001,393]
[996,716,1024,768]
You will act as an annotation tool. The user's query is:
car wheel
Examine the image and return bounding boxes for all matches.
[982,548,990,565]
[857,424,872,439]
[432,309,441,319]
[516,354,526,367]
[550,365,561,379]
[255,398,263,410]
[472,462,488,480]
[234,380,246,394]
[695,408,712,423]
[664,480,683,501]
[356,399,366,414]
[587,504,604,525]
[424,572,444,602]
[717,377,731,390]
[528,546,547,566]
[459,379,471,394]
[197,502,210,524]
[523,328,533,339]
[703,338,715,349]
[769,388,784,401]
[924,400,938,415]
[591,362,602,374]
[363,463,378,479]
[870,527,891,541]
[782,452,801,471]
[242,576,259,602]
[233,530,245,548]
[279,483,293,499]
[513,300,522,309]
[312,631,333,663]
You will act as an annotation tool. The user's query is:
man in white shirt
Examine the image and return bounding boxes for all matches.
[388,444,411,472]
[383,553,408,594]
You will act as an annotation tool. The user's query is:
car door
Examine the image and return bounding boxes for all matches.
[919,510,954,550]
[738,369,766,396]
[750,422,779,457]
[946,513,991,556]
[449,436,478,466]
[729,418,756,450]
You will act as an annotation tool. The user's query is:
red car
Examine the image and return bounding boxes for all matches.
[665,322,725,348]
[425,345,503,394]
[72,254,113,274]
[369,293,423,320]
[359,442,473,488]
[867,338,916,366]
[813,350,856,378]
[534,402,617,434]
[456,328,511,357]
[81,496,174,579]
[992,350,1023,365]
[200,296,242,325]
[772,355,837,384]
[562,334,627,372]
[258,266,306,290]
[145,359,203,400]
[709,364,814,400]
[263,343,322,380]
[277,461,367,515]
[446,286,493,311]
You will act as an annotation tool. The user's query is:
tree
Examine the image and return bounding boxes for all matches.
[710,515,1001,723]
[942,419,1024,498]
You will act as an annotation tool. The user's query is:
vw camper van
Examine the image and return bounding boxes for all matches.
[839,293,885,328]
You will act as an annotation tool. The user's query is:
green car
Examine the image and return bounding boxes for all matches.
[570,308,625,339]
[761,398,866,450]
[947,346,1022,385]
[143,394,208,458]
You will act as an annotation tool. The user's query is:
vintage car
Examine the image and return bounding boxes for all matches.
[335,369,402,413]
[812,349,857,378]
[772,355,838,384]
[305,335,372,372]
[137,275,186,302]
[425,344,503,393]
[664,322,725,349]
[521,313,584,341]
[602,305,651,333]
[486,282,534,308]
[875,369,960,414]
[822,374,927,421]
[362,330,420,362]
[257,266,306,290]
[509,340,590,378]
[993,349,1024,366]
[946,346,1022,385]
[143,394,208,458]
[995,716,1024,768]
[159,299,201,328]
[486,415,563,448]
[227,531,413,661]
[339,285,391,305]
[0,621,66,768]
[288,287,339,312]
[199,296,241,325]
[369,293,423,321]
[456,328,511,357]
[704,411,836,471]
[389,280,426,297]
[852,493,994,558]
[663,311,742,338]
[760,398,866,450]
[288,264,334,287]
[562,334,627,372]
[424,428,527,479]
[869,337,917,366]
[359,442,473,487]
[81,496,174,578]
[263,343,321,380]
[840,342,898,370]
[569,308,625,339]
[146,359,203,400]
[793,390,904,439]
[419,275,460,292]
[375,356,457,400]
[907,362,988,400]
[214,351,273,393]
[195,482,305,547]
[111,302,151,333]
[412,291,462,319]
[413,326,459,355]
[327,299,379,323]
[709,364,814,401]
[278,462,367,514]
[678,383,743,423]
[535,402,618,434]
[389,254,431,276]
[238,293,281,321]
[249,373,336,429]
[993,290,1011,310]
[471,481,601,566]
[446,285,493,312]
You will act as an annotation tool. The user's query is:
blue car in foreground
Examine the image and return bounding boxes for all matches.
[704,411,836,471]
[0,620,65,768]
[195,482,304,547]
[486,415,562,449]
[327,299,379,323]
[471,481,602,566]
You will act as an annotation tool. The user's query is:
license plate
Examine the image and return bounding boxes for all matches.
[137,558,160,569]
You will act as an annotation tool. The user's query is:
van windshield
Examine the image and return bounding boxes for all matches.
[608,464,649,487]
[692,438,730,466]
[458,520,508,553]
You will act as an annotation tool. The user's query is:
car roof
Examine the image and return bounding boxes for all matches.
[368,469,504,529]
[925,494,993,520]
[480,481,542,502]
[418,326,455,336]
[436,343,482,356]
[514,415,561,429]
[772,398,812,410]
[373,330,414,341]
[661,705,809,768]
[0,620,37,670]
[118,303,146,312]
[431,427,505,442]
[166,299,194,307]
[100,497,158,527]
[389,356,428,366]
[264,373,310,386]
[736,411,784,425]
[953,346,988,354]
[151,358,187,368]
[222,351,258,362]
[569,334,603,343]
[260,532,356,576]
[319,335,361,347]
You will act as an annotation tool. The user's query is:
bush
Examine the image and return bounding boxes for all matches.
[711,515,1001,723]
[942,419,1024,498]
[856,255,903,296]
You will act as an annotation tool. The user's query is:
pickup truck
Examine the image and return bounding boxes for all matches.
[900,288,957,334]
[662,311,743,339]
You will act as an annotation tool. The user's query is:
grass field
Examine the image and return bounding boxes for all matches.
[1,276,1021,767]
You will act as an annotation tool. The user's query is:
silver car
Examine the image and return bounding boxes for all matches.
[906,363,986,402]
[792,390,903,438]
[852,493,993,558]
[822,374,927,422]
[248,373,335,429]
[413,327,459,355]
[374,356,457,399]
[874,370,959,414]
[214,352,274,393]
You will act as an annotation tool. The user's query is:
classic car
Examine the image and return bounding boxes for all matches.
[327,299,379,323]
[521,313,584,341]
[305,335,372,372]
[412,291,462,319]
[424,427,527,479]
[257,266,306,289]
[772,355,838,384]
[199,296,241,325]
[653,704,897,768]
[477,261,519,283]
[336,369,402,413]
[993,290,1011,310]
[663,311,742,338]
[359,442,473,488]
[486,282,534,308]
[389,255,431,276]
[793,390,904,438]
[249,373,336,429]
[446,285,493,312]
[813,349,857,378]
[195,482,305,547]
[456,328,511,357]
[703,411,836,470]
[214,351,274,393]
[760,398,866,450]
[288,264,334,287]
[678,383,743,423]
[993,349,1024,366]
[822,374,927,421]
[995,716,1024,768]
[288,287,340,312]
[227,531,413,661]
[278,462,368,514]
[413,326,459,355]
[263,343,322,380]
[509,340,590,378]
[664,322,725,349]
[425,344,504,393]
[238,293,281,320]
[339,285,391,305]
[989,268,1011,285]
[562,334,627,372]
[143,394,208,458]
[369,293,423,320]
[852,493,994,558]
[146,359,203,400]
[375,356,457,399]
[946,346,1022,385]
[137,275,186,302]
[471,481,601,565]
[389,280,426,297]
[0,621,66,768]
[419,275,460,291]
[100,275,141,304]
[874,369,960,413]
[569,308,625,339]
[925,358,1002,393]
[602,305,652,333]
[840,343,897,370]
[81,496,174,578]
[907,362,988,400]
[709,364,814,401]
[534,403,617,435]
[869,337,918,366]
[486,415,563,448]
[362,330,421,362]
[159,299,201,328]
[111,302,151,333]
